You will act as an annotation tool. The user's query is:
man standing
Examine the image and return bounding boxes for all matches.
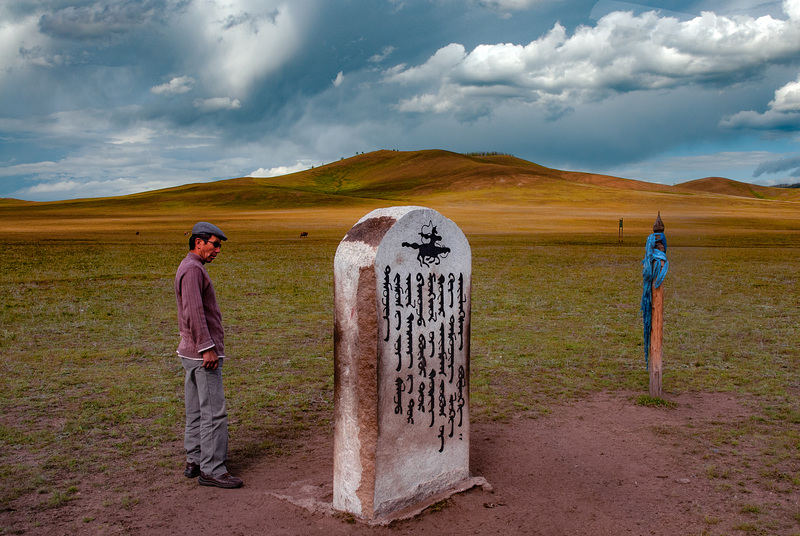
[175,221,243,488]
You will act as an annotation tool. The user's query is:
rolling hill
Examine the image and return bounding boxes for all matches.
[676,176,800,200]
[3,150,797,211]
[6,150,800,211]
[2,150,798,238]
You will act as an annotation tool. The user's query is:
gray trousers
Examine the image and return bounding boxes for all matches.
[182,357,229,477]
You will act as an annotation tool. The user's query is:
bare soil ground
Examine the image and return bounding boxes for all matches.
[6,391,800,535]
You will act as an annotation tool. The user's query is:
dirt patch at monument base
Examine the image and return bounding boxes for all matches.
[6,391,800,535]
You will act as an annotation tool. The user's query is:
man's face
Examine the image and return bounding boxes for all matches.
[196,235,222,264]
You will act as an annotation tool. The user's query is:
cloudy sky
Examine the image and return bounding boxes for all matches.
[2,0,800,201]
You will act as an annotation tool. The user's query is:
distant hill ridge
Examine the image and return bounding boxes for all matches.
[677,176,799,200]
[3,149,798,209]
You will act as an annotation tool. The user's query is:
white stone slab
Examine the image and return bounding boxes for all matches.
[333,206,472,520]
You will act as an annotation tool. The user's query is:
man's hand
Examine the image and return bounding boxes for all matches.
[201,349,219,370]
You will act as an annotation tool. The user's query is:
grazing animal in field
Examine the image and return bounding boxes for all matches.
[135,231,139,235]
[299,232,309,238]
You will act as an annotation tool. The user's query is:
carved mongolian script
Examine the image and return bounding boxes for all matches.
[334,206,472,520]
[378,221,468,454]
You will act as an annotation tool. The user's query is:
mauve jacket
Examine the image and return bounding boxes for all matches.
[175,252,225,359]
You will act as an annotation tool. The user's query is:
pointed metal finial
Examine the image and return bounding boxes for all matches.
[653,212,664,233]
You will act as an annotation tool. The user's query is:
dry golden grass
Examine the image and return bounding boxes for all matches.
[3,149,798,240]
[1,150,799,531]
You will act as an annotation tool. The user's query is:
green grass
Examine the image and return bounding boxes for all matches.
[636,395,677,408]
[1,219,799,530]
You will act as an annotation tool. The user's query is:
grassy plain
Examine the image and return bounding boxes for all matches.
[1,150,800,533]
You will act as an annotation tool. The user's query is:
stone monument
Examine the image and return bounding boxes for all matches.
[333,206,485,522]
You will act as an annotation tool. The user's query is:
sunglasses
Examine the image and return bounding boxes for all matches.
[206,239,222,249]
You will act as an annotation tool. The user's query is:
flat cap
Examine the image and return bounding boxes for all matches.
[192,221,228,241]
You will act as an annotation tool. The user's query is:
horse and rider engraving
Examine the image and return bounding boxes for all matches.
[402,221,451,267]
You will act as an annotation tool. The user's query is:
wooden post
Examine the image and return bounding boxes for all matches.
[649,214,665,398]
[649,265,664,397]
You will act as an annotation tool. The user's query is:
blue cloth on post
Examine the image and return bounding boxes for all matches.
[641,232,668,368]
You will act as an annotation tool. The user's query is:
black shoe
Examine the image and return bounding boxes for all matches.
[199,472,243,489]
[184,462,200,478]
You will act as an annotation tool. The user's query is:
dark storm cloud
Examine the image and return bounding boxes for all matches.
[38,0,168,39]
[753,154,800,177]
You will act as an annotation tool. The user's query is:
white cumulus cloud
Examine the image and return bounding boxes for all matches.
[386,43,467,85]
[721,74,800,131]
[249,162,314,177]
[151,76,195,96]
[785,0,800,19]
[769,75,800,112]
[19,177,178,199]
[384,2,800,115]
